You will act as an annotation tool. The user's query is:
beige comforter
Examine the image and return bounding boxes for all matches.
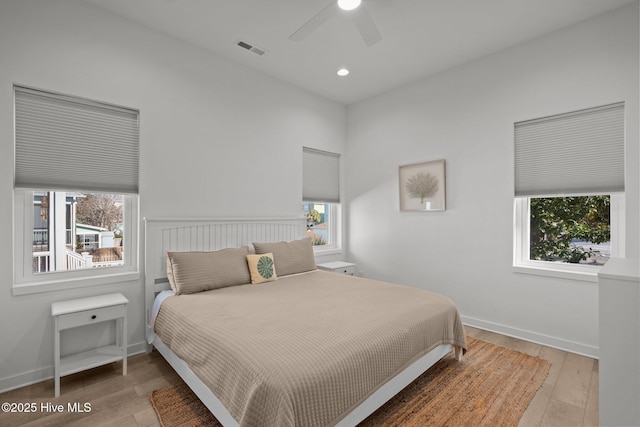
[154,270,466,427]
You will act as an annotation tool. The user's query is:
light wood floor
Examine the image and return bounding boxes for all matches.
[0,326,598,426]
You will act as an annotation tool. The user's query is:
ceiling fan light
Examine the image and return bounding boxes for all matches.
[337,68,350,77]
[337,0,361,11]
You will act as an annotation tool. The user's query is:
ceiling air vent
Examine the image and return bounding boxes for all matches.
[236,40,267,56]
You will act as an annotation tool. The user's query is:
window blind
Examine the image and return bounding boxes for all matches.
[514,102,624,197]
[303,147,340,203]
[14,86,139,194]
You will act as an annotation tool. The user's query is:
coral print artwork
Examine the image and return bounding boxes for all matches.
[399,159,446,211]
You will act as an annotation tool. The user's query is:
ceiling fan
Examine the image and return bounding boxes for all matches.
[289,0,382,47]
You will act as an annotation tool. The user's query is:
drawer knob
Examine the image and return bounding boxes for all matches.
[91,315,97,320]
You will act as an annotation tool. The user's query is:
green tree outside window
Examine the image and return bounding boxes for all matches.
[529,196,610,264]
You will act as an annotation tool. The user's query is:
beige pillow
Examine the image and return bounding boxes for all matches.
[246,253,278,284]
[253,237,316,276]
[166,246,251,295]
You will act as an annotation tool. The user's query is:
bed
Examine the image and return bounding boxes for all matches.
[144,218,466,427]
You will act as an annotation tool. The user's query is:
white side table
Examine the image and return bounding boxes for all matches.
[52,293,128,397]
[317,261,356,275]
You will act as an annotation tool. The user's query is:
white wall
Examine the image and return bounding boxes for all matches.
[346,3,639,357]
[0,0,346,390]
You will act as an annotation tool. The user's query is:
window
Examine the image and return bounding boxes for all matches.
[514,195,623,279]
[21,190,136,277]
[529,196,611,265]
[303,201,340,248]
[31,191,126,272]
[513,103,625,280]
[13,86,139,294]
[303,148,341,252]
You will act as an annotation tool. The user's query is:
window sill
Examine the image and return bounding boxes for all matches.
[513,263,600,283]
[13,271,140,296]
[313,247,343,257]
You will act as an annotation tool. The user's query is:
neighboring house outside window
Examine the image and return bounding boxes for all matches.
[23,190,133,280]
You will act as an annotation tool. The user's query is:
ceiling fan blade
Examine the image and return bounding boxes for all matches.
[351,4,382,46]
[289,2,338,42]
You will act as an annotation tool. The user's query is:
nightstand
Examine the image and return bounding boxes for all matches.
[52,293,128,397]
[317,261,356,275]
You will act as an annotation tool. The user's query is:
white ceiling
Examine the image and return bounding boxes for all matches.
[82,0,636,105]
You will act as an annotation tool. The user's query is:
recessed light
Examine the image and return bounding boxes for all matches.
[337,0,361,11]
[337,68,350,77]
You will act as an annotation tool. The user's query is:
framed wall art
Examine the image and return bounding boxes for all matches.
[399,159,446,211]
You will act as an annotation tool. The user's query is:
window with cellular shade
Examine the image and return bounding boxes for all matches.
[14,85,139,194]
[303,147,340,203]
[514,102,624,197]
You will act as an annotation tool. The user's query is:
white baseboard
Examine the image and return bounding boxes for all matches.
[461,315,598,359]
[0,341,147,394]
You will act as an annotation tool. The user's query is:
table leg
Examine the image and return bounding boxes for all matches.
[120,316,127,376]
[54,317,60,397]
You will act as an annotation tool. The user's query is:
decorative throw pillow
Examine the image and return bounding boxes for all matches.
[253,237,317,276]
[247,253,278,284]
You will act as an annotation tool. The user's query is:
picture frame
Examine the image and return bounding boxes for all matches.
[399,159,446,211]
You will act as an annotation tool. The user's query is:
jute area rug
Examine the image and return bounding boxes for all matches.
[150,336,550,427]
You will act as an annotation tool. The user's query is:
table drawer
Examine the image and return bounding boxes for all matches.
[58,305,125,330]
[337,266,355,275]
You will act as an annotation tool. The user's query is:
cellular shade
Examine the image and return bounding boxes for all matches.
[303,147,340,203]
[514,102,624,197]
[14,86,139,194]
